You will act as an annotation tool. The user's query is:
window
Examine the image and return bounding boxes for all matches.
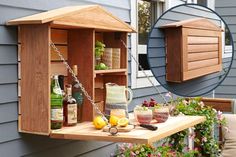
[138,0,151,74]
[137,0,158,77]
[222,23,233,58]
[197,0,215,10]
[131,0,163,88]
[197,0,207,6]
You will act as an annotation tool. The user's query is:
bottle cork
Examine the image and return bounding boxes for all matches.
[72,65,78,76]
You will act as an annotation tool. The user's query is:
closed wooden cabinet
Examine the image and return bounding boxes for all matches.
[160,18,223,82]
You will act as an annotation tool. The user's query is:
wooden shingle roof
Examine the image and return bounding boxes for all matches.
[7,5,136,32]
[159,18,222,31]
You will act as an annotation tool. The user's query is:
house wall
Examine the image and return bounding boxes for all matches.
[0,0,130,157]
[215,0,236,98]
[0,0,233,156]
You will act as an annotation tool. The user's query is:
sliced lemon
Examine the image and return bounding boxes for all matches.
[117,117,129,127]
[109,116,120,126]
[93,116,106,129]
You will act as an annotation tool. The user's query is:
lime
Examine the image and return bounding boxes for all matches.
[99,63,107,70]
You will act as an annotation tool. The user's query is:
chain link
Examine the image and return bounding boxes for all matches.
[50,41,108,123]
[120,40,168,104]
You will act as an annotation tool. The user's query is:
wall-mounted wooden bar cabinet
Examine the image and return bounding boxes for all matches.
[7,6,206,144]
[7,5,135,135]
[160,18,223,82]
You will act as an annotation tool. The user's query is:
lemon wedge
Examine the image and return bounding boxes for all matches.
[109,116,120,126]
[117,117,129,127]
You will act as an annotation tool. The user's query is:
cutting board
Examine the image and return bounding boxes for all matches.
[103,125,134,132]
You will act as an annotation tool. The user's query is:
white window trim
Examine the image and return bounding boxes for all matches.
[131,0,163,89]
[221,22,233,58]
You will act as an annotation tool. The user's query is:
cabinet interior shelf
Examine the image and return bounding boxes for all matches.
[95,69,127,75]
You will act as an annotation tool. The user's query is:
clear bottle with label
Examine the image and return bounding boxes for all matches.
[72,65,84,122]
[51,75,63,129]
[63,85,77,126]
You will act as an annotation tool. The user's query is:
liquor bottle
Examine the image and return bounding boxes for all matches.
[72,65,84,122]
[51,75,63,129]
[63,85,77,126]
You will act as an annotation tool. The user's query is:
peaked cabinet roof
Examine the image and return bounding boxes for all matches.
[159,18,223,31]
[7,5,136,32]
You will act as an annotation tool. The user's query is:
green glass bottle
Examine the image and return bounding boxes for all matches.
[72,65,84,122]
[51,75,63,129]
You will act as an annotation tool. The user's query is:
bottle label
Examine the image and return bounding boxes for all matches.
[51,108,63,121]
[73,92,83,105]
[67,104,77,124]
[53,87,62,95]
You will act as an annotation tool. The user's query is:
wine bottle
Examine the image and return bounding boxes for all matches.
[63,85,77,126]
[72,65,84,122]
[51,75,63,129]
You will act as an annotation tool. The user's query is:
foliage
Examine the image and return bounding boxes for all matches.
[112,97,227,157]
[113,143,154,157]
[112,143,199,157]
[172,97,227,156]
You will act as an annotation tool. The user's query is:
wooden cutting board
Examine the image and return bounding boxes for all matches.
[103,125,134,132]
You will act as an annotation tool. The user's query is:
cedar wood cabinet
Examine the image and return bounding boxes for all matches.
[160,18,223,82]
[7,5,135,135]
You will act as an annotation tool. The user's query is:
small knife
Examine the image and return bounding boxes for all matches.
[139,124,158,131]
[130,123,158,131]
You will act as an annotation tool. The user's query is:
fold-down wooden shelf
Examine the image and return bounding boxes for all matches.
[51,116,205,144]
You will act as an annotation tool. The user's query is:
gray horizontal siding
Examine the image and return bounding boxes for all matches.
[0,102,18,124]
[215,0,236,99]
[0,0,131,156]
[0,46,17,64]
[148,4,228,97]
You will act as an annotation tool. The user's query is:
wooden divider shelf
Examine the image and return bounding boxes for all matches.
[95,69,127,75]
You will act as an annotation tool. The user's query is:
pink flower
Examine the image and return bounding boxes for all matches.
[183,100,188,105]
[202,136,207,142]
[165,92,172,98]
[199,101,204,108]
[130,151,136,157]
[157,152,162,157]
[128,143,133,149]
[185,146,190,151]
[189,132,196,139]
[217,111,223,121]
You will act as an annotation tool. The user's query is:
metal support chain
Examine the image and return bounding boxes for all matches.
[50,41,108,123]
[120,40,168,104]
